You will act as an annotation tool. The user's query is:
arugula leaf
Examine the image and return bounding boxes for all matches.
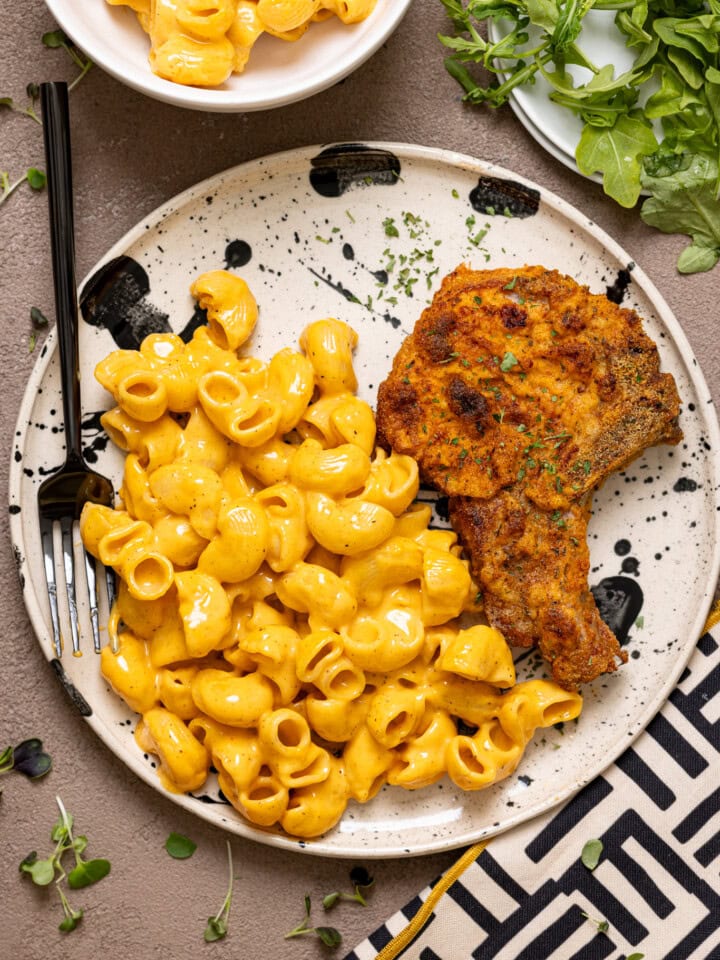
[525,0,559,33]
[577,113,659,207]
[439,0,720,272]
[641,153,720,272]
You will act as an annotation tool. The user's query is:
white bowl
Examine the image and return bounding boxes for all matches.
[44,0,413,112]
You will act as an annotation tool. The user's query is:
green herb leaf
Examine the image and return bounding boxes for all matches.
[581,910,610,934]
[581,838,603,870]
[67,857,111,889]
[322,892,342,909]
[26,167,46,191]
[11,738,52,779]
[30,306,49,328]
[641,153,720,273]
[203,917,228,942]
[165,832,197,859]
[59,909,83,933]
[19,850,37,870]
[203,840,233,942]
[0,746,14,772]
[51,811,73,844]
[315,926,343,947]
[383,217,399,238]
[576,113,658,207]
[21,855,56,886]
[626,953,645,960]
[500,351,519,372]
[42,29,68,48]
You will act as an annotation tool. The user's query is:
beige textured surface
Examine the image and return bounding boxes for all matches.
[0,2,717,958]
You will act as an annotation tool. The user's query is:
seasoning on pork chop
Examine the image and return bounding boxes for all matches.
[376,265,682,688]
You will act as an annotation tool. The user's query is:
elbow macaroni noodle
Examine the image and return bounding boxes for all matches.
[82,269,583,840]
[107,0,379,88]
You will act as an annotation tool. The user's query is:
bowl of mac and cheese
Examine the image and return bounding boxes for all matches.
[43,0,413,111]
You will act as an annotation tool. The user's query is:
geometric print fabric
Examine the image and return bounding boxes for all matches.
[346,626,720,960]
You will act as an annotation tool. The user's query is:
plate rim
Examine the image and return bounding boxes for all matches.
[10,140,720,858]
[43,0,414,113]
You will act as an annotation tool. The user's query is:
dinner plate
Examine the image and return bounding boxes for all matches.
[10,142,720,858]
[44,0,413,112]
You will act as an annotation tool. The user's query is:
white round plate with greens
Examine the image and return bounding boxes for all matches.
[9,143,720,857]
[489,9,648,181]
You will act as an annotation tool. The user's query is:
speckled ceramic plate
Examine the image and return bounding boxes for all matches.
[44,0,413,112]
[9,143,720,858]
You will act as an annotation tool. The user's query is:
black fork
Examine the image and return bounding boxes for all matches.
[36,81,114,658]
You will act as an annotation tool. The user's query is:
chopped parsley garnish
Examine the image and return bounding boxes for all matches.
[383,217,399,237]
[500,351,519,372]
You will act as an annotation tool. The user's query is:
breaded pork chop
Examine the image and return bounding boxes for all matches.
[376,265,682,688]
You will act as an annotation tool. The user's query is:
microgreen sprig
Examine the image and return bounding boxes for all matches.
[285,896,343,948]
[581,910,610,934]
[1,29,93,211]
[19,796,110,933]
[322,867,375,910]
[41,30,94,91]
[0,167,46,208]
[204,840,234,942]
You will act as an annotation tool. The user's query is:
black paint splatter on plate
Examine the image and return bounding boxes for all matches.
[606,263,635,304]
[50,659,93,716]
[469,176,540,219]
[310,144,401,197]
[591,576,644,643]
[81,256,171,350]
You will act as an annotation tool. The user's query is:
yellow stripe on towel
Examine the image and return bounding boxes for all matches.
[374,841,488,960]
[703,598,720,633]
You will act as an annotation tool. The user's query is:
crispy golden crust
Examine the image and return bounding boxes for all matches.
[448,492,626,688]
[376,264,681,508]
[376,264,682,688]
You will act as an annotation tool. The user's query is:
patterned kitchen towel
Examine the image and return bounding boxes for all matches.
[346,604,720,960]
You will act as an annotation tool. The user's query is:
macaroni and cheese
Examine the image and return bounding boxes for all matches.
[81,269,583,839]
[108,0,379,87]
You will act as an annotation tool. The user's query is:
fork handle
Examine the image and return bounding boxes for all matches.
[41,81,84,465]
